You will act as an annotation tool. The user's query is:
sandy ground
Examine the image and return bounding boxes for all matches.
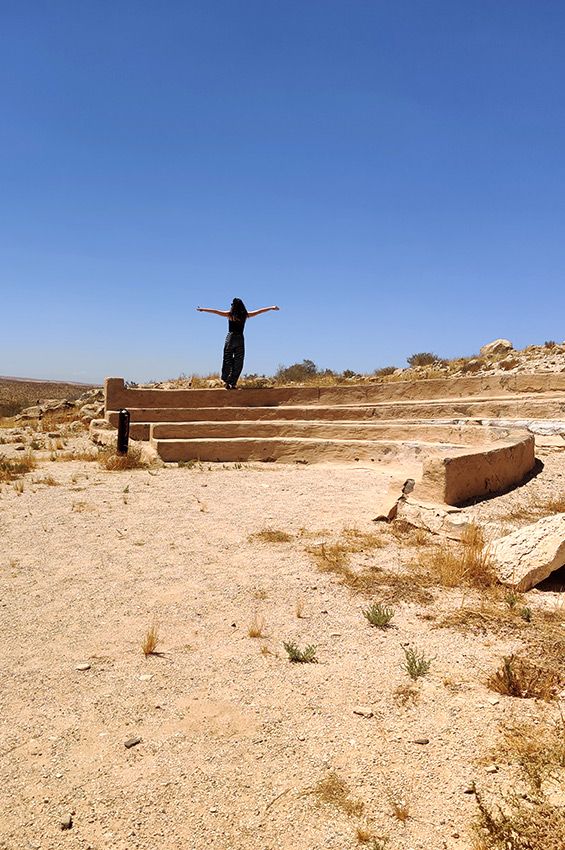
[1,446,564,850]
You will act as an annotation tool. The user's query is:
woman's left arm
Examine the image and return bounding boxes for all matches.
[247,306,280,318]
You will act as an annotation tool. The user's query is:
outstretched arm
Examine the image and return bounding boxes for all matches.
[247,305,280,318]
[196,307,230,317]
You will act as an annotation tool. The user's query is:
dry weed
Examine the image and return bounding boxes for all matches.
[33,474,59,486]
[295,597,306,618]
[487,654,561,702]
[311,772,364,816]
[141,622,160,657]
[247,614,267,638]
[249,528,293,543]
[388,790,410,822]
[496,714,565,790]
[421,523,496,588]
[0,450,37,482]
[393,683,420,706]
[473,786,565,850]
[99,444,149,470]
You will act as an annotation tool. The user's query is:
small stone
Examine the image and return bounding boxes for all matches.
[60,815,73,830]
[488,696,500,705]
[124,737,141,749]
[463,783,476,794]
[413,737,429,745]
[209,807,218,813]
[138,674,152,682]
[352,706,374,718]
[485,764,498,774]
[75,663,91,671]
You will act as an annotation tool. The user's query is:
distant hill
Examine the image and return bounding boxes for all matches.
[0,376,100,418]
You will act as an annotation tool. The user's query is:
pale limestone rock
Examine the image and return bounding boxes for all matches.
[480,338,513,357]
[489,514,565,591]
[396,498,472,540]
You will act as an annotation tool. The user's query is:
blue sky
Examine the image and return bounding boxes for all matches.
[1,1,564,383]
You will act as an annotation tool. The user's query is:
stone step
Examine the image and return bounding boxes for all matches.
[150,420,506,444]
[151,435,467,464]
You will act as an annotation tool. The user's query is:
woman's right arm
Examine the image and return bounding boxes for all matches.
[196,307,230,317]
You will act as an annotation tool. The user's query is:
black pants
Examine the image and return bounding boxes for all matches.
[221,332,245,387]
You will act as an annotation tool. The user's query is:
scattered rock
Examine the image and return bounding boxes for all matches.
[488,696,500,705]
[352,706,374,718]
[463,783,476,794]
[396,497,472,540]
[75,663,91,671]
[485,764,498,774]
[60,815,73,831]
[489,514,565,591]
[124,736,142,749]
[413,737,429,745]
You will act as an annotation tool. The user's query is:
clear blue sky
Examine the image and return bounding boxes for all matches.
[2,1,564,383]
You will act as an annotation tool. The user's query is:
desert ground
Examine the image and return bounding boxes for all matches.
[1,411,564,850]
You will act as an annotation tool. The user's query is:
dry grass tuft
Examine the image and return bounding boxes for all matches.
[388,790,410,822]
[99,444,149,470]
[141,622,160,657]
[473,785,565,850]
[393,683,420,706]
[311,772,364,816]
[307,532,435,605]
[247,614,267,638]
[496,715,565,790]
[487,654,561,702]
[0,450,37,482]
[421,523,496,588]
[33,474,59,486]
[249,528,293,544]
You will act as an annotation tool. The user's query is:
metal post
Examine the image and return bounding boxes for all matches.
[117,408,130,455]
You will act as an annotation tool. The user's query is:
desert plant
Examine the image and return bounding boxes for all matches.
[422,523,496,588]
[473,785,564,850]
[247,614,267,638]
[374,366,397,377]
[362,602,395,628]
[520,606,533,622]
[388,790,410,822]
[402,645,433,680]
[0,450,37,483]
[406,352,441,368]
[249,528,293,543]
[141,622,160,657]
[311,771,363,816]
[283,641,318,663]
[275,359,318,383]
[504,591,520,609]
[487,654,560,702]
[393,682,420,706]
[99,444,149,470]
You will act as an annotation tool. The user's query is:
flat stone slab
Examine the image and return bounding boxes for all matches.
[489,514,565,591]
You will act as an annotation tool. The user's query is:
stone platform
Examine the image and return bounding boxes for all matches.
[102,375,565,505]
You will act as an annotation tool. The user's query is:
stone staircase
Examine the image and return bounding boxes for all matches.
[101,375,565,504]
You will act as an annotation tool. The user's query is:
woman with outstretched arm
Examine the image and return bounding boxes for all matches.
[197,298,279,389]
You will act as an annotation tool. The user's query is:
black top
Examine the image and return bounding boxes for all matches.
[228,315,246,334]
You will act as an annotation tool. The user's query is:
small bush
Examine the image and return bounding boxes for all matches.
[283,641,318,663]
[487,654,560,702]
[374,366,397,377]
[363,602,395,628]
[402,645,433,680]
[544,340,557,349]
[275,359,317,383]
[406,352,441,368]
[99,444,149,470]
[0,450,37,482]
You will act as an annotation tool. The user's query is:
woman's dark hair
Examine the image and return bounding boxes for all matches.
[230,298,248,322]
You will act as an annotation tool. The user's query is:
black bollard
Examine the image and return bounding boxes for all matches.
[117,408,130,455]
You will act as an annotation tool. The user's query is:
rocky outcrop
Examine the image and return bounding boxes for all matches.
[480,339,513,358]
[16,388,103,421]
[489,514,565,591]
